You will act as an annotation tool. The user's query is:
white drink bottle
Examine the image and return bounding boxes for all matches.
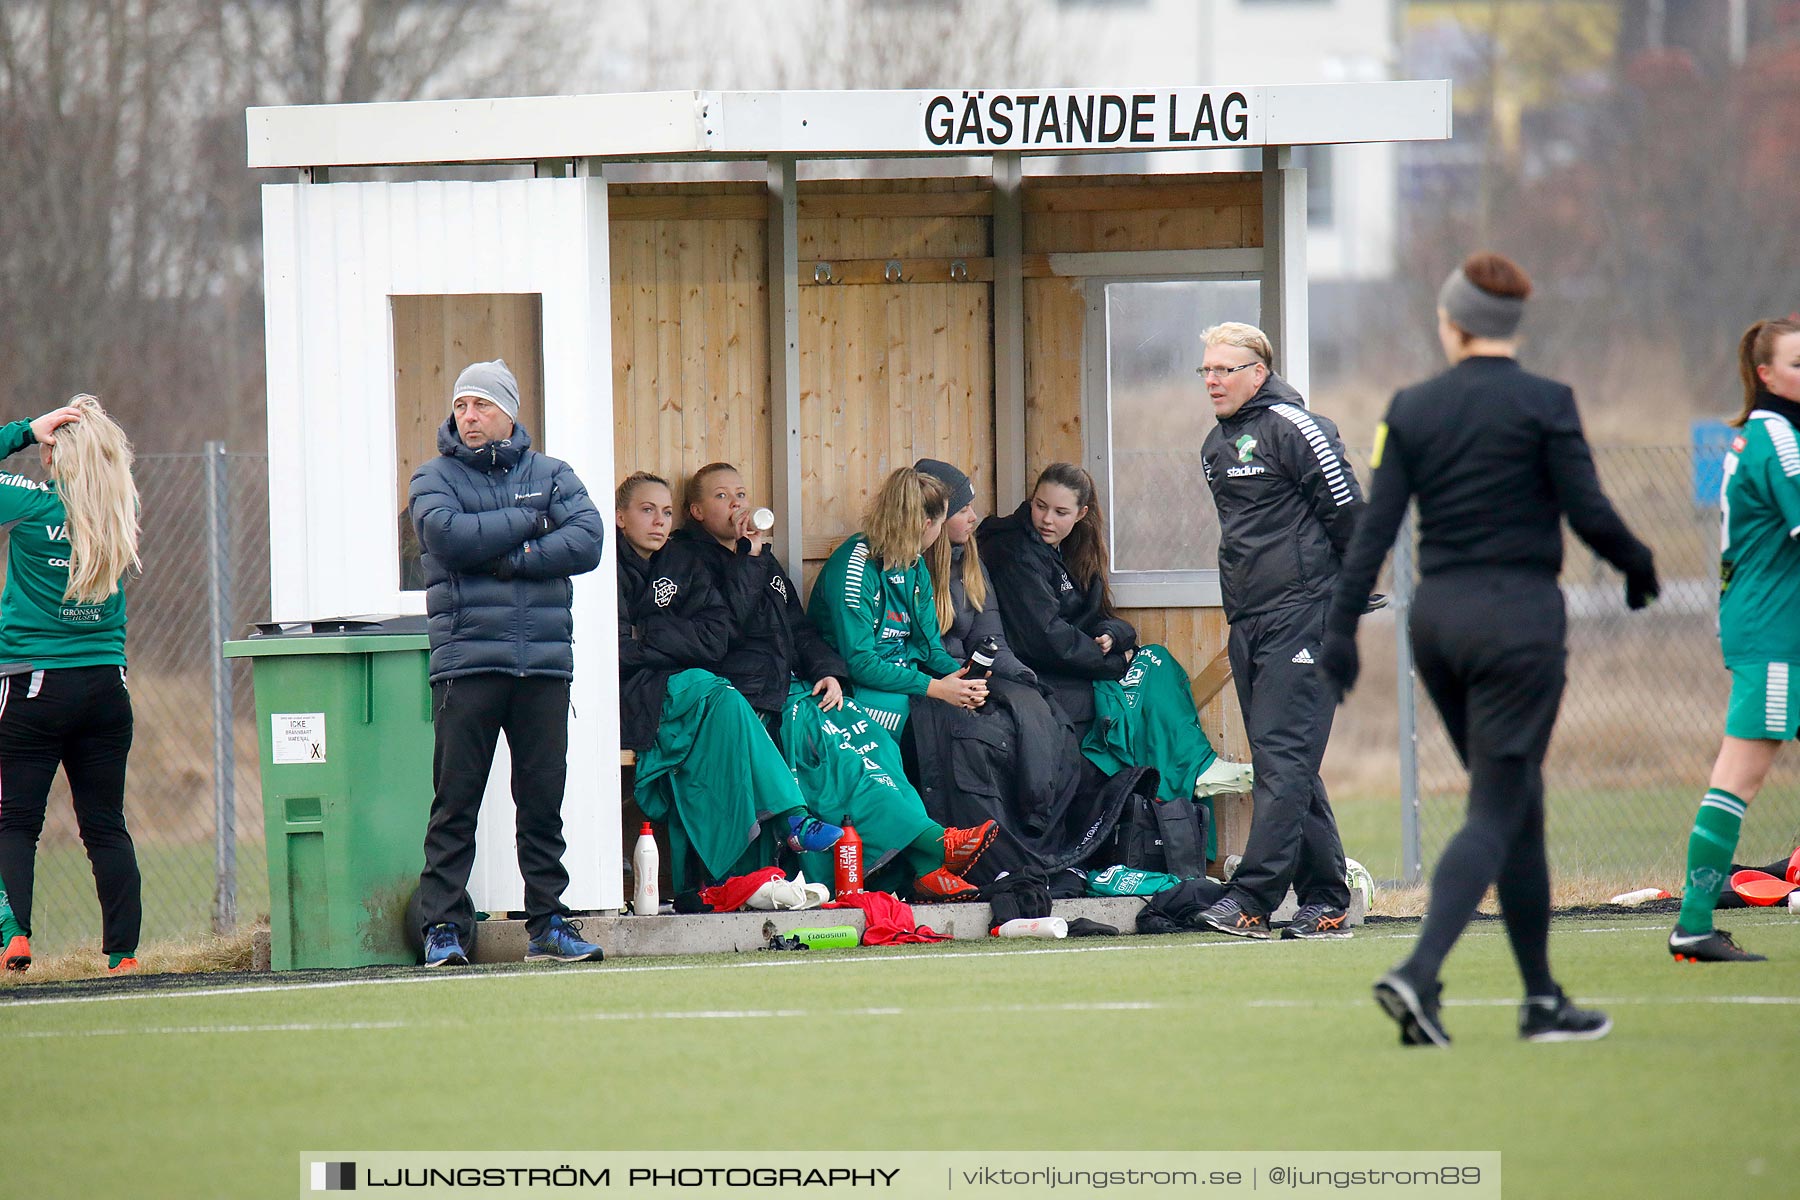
[632,822,660,916]
[995,916,1067,939]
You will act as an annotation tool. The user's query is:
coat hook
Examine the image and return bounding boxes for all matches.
[814,262,834,284]
[949,259,969,283]
[884,259,904,284]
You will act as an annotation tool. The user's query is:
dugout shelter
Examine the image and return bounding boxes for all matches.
[246,82,1451,911]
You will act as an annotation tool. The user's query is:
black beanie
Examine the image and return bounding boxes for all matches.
[914,458,974,514]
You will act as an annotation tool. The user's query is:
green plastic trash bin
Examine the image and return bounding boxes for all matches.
[224,617,435,970]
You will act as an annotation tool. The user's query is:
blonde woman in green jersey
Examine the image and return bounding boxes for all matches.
[1670,317,1800,964]
[0,398,143,975]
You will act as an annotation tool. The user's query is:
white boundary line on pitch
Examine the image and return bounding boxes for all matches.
[1,917,1788,1012]
[7,993,1797,1042]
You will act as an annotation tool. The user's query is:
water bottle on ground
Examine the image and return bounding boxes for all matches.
[834,818,864,896]
[995,916,1068,939]
[631,822,660,916]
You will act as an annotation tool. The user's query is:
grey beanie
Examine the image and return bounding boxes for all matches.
[1438,268,1525,339]
[914,458,974,514]
[451,359,521,423]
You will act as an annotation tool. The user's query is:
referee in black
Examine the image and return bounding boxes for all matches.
[1323,252,1659,1047]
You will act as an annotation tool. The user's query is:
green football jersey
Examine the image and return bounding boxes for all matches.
[1718,408,1800,665]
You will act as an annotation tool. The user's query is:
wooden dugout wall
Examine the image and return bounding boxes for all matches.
[606,172,1260,765]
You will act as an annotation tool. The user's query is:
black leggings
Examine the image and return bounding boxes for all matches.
[1400,572,1566,996]
[0,665,140,954]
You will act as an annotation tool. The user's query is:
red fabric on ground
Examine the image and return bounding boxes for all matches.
[824,890,951,944]
[699,866,786,913]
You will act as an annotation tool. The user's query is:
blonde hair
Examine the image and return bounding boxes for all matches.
[925,527,987,634]
[1201,321,1274,365]
[614,470,670,511]
[862,468,948,570]
[52,396,141,605]
[682,461,739,523]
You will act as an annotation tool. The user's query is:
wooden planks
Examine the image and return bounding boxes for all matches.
[609,201,770,514]
[391,292,545,521]
[1022,172,1262,255]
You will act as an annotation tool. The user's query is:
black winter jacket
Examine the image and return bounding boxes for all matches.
[938,543,1035,685]
[409,419,604,683]
[1200,373,1364,621]
[978,502,1137,725]
[617,538,732,752]
[669,525,848,715]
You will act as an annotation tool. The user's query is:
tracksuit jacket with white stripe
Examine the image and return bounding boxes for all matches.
[1201,374,1362,622]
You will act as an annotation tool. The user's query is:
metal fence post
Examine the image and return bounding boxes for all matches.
[205,441,237,933]
[1394,511,1422,886]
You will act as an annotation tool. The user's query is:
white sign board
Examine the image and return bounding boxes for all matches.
[272,712,328,764]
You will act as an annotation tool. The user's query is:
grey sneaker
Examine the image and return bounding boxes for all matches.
[1195,896,1270,939]
[1282,903,1352,940]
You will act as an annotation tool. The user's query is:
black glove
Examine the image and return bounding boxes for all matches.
[1319,631,1359,699]
[1625,559,1659,611]
[532,510,555,538]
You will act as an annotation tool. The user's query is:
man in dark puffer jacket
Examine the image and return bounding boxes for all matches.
[409,360,606,967]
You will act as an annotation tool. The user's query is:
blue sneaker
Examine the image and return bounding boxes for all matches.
[423,923,468,968]
[525,915,604,963]
[786,813,844,854]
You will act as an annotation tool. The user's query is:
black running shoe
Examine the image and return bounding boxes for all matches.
[1519,988,1612,1042]
[1668,926,1766,963]
[1281,903,1352,940]
[1373,970,1451,1047]
[1196,897,1270,940]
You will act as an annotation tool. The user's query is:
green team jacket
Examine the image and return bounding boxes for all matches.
[806,534,959,731]
[0,420,127,668]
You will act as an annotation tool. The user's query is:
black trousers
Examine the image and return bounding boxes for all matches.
[0,665,139,954]
[1401,569,1566,993]
[416,674,572,942]
[1226,599,1351,916]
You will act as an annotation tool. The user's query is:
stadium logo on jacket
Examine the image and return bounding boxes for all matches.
[652,578,678,607]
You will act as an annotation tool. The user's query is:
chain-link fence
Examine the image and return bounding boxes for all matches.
[1406,446,1800,893]
[25,450,270,956]
[19,442,1800,952]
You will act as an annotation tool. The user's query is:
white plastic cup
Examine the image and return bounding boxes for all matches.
[995,916,1068,939]
[1788,890,1800,915]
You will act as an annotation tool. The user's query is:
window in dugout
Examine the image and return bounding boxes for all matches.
[391,293,546,591]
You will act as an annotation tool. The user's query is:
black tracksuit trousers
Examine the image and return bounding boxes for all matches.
[1226,599,1351,917]
[416,674,573,943]
[1399,569,1565,995]
[0,666,140,954]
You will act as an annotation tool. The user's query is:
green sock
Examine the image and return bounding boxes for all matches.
[1676,788,1747,934]
[108,950,135,969]
[905,825,948,878]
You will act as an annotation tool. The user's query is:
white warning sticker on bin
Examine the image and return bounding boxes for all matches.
[272,713,327,764]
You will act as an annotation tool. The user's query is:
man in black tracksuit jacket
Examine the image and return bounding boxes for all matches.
[668,522,848,726]
[1196,326,1359,938]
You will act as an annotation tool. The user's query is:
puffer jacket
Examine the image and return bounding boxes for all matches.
[617,538,732,751]
[669,524,847,716]
[977,502,1137,725]
[409,418,604,683]
[1200,373,1363,621]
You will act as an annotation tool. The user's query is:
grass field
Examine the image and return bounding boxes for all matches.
[3,909,1797,1199]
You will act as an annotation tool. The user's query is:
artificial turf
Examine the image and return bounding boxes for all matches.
[3,909,1796,1199]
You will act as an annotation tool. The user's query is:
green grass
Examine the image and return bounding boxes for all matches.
[22,839,270,957]
[4,910,1797,1199]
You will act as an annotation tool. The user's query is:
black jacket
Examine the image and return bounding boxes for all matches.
[669,525,848,715]
[1201,373,1363,621]
[616,539,731,751]
[1331,356,1653,630]
[938,543,1035,684]
[409,419,604,683]
[978,502,1137,725]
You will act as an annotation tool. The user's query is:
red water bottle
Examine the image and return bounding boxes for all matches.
[834,818,864,896]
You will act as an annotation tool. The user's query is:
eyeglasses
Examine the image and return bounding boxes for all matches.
[1198,362,1261,379]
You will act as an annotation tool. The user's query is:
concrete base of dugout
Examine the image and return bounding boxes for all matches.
[460,888,1367,964]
